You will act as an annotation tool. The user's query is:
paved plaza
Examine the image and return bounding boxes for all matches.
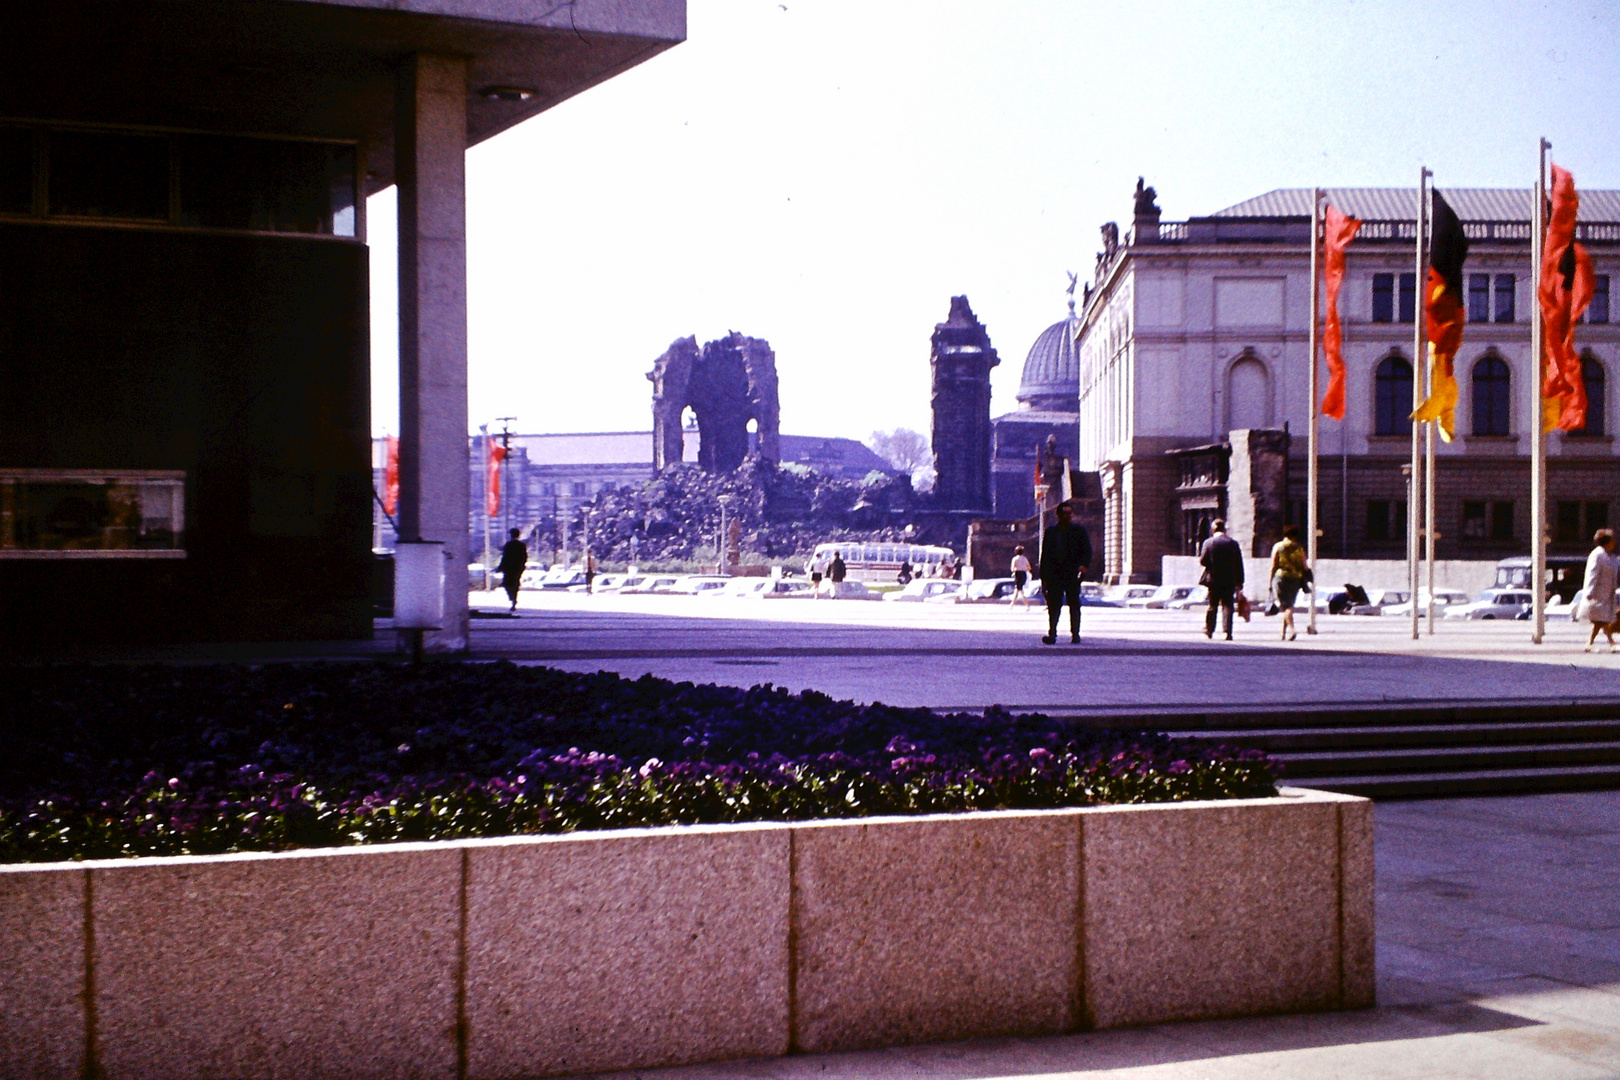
[461,590,1620,716]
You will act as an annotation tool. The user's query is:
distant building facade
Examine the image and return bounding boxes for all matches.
[992,306,1082,519]
[371,430,893,550]
[1076,182,1620,583]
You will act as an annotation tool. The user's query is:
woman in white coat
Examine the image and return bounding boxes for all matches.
[1578,528,1620,652]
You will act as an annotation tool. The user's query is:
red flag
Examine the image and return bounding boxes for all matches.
[487,443,507,516]
[383,436,399,516]
[1319,203,1362,420]
[1539,164,1597,431]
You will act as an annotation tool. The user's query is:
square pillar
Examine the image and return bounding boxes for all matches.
[396,52,469,651]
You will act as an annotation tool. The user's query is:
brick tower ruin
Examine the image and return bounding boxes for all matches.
[929,295,999,512]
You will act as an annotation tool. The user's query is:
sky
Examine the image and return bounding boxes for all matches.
[367,0,1620,446]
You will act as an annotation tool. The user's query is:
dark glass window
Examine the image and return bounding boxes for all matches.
[1588,276,1610,325]
[1398,272,1417,323]
[1556,501,1582,544]
[1571,355,1606,437]
[1375,355,1413,436]
[178,136,355,236]
[1491,501,1514,541]
[1372,274,1394,323]
[0,127,32,215]
[1472,355,1511,436]
[1468,274,1490,323]
[1494,274,1515,323]
[1366,500,1391,543]
[48,131,170,221]
[1461,501,1487,539]
[1589,502,1610,536]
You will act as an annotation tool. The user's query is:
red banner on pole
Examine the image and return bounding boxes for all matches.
[1539,164,1597,431]
[1319,203,1362,420]
[383,436,399,516]
[487,443,507,516]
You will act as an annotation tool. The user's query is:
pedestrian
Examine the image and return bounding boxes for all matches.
[828,550,847,597]
[1198,518,1244,640]
[584,549,597,594]
[897,559,913,586]
[809,550,826,597]
[1268,524,1308,641]
[1009,545,1032,608]
[497,527,527,613]
[1577,528,1620,653]
[1039,502,1092,645]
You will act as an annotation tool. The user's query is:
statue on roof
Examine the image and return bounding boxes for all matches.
[1134,177,1159,218]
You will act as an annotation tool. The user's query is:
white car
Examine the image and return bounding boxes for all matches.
[1107,585,1160,606]
[1128,584,1199,609]
[825,580,882,600]
[666,575,731,595]
[1381,589,1472,618]
[1443,589,1535,620]
[620,575,681,594]
[1349,588,1411,615]
[567,573,624,593]
[1164,585,1210,611]
[885,580,964,602]
[727,579,813,599]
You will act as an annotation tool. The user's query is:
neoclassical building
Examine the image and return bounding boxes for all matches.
[1076,184,1620,583]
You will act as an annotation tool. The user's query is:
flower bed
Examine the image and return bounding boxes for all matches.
[0,662,1276,863]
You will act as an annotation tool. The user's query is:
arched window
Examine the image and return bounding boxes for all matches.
[1227,354,1270,430]
[1472,354,1512,436]
[1374,355,1412,437]
[1570,354,1606,437]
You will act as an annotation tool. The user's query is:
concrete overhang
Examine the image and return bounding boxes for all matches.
[0,0,685,193]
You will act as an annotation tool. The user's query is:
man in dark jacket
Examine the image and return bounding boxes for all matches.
[1039,502,1092,644]
[1198,518,1244,640]
[497,528,527,613]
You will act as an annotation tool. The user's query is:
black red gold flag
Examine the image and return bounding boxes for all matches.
[1411,189,1469,440]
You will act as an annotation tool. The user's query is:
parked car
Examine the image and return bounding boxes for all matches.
[568,573,626,593]
[885,580,964,602]
[1518,598,1579,621]
[1381,588,1472,618]
[1128,584,1199,609]
[826,580,882,600]
[666,575,731,595]
[537,565,586,589]
[1080,582,1123,607]
[1164,585,1210,611]
[1443,589,1536,620]
[1107,585,1159,606]
[728,579,813,599]
[1348,588,1410,615]
[620,575,680,594]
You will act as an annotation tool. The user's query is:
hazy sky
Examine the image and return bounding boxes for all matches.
[367,0,1620,444]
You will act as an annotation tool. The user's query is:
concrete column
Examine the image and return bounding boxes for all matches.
[396,53,470,651]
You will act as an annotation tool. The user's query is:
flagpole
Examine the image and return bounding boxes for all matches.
[1410,167,1430,641]
[1531,138,1550,643]
[1307,188,1322,636]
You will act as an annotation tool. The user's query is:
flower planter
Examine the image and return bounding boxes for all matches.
[1,788,1371,1080]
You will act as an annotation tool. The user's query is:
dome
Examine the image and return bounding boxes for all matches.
[1016,318,1079,409]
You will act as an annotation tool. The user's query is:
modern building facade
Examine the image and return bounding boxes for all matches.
[1076,184,1620,584]
[0,1,684,649]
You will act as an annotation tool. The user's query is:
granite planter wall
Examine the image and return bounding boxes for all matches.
[0,787,1371,1080]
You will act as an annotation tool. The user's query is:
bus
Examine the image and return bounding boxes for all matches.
[1494,555,1587,604]
[808,542,957,584]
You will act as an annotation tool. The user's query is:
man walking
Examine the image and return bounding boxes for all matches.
[497,528,527,613]
[828,551,847,597]
[1039,502,1091,645]
[1198,518,1244,640]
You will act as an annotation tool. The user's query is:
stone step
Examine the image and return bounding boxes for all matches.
[1274,740,1620,778]
[1052,699,1620,732]
[1167,719,1620,752]
[1296,763,1620,799]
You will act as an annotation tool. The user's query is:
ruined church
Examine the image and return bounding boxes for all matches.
[648,332,781,474]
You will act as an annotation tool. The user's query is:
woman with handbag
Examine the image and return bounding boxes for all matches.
[1268,525,1308,641]
[1577,529,1620,653]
